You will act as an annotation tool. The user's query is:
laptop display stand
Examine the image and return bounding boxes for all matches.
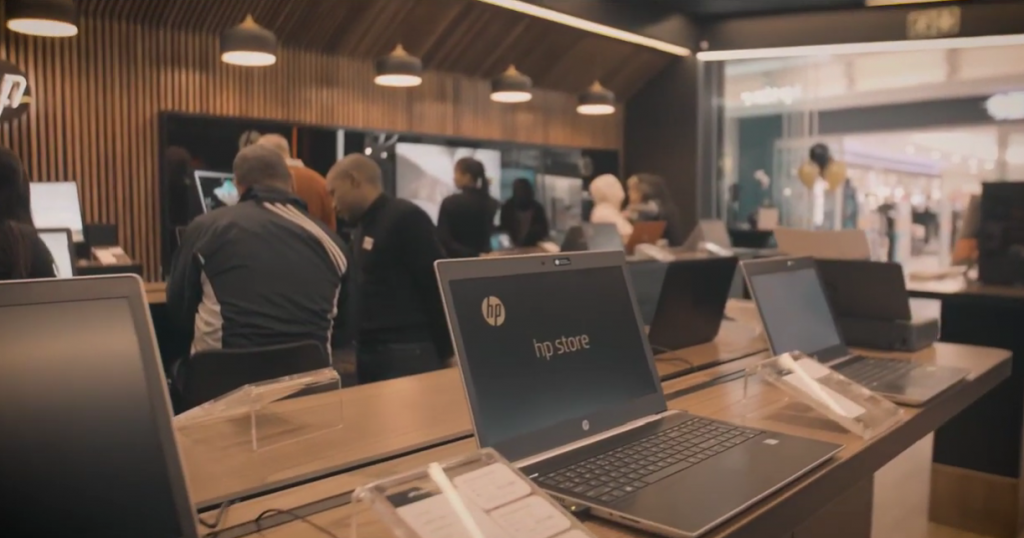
[742,352,903,439]
[353,448,596,538]
[174,367,343,451]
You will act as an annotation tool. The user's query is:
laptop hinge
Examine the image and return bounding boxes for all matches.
[514,409,680,469]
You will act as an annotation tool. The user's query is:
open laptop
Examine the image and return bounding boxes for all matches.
[681,220,774,257]
[816,259,912,321]
[561,223,623,252]
[436,251,842,537]
[0,275,198,537]
[742,257,968,406]
[37,228,77,278]
[646,255,739,354]
[773,228,871,261]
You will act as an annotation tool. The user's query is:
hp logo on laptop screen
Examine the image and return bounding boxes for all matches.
[482,296,506,327]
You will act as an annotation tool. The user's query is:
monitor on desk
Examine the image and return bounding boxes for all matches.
[29,181,85,242]
[37,228,76,278]
[0,276,198,537]
[194,170,238,213]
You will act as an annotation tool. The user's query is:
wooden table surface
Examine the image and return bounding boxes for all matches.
[179,318,765,509]
[199,342,1010,538]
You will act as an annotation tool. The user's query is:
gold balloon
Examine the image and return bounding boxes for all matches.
[824,161,848,190]
[798,162,819,189]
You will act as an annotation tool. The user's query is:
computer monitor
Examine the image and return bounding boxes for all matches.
[30,181,85,242]
[37,228,76,278]
[0,276,199,537]
[194,170,238,213]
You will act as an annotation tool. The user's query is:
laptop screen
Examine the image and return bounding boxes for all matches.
[448,265,660,452]
[0,295,192,536]
[748,267,844,358]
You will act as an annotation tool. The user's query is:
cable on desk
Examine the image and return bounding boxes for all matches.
[197,500,235,530]
[255,508,339,538]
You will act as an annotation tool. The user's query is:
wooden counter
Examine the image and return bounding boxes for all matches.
[907,276,1024,537]
[180,319,766,509]
[199,342,1010,538]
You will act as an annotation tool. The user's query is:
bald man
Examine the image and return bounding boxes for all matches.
[168,144,350,357]
[258,133,336,231]
[327,154,452,384]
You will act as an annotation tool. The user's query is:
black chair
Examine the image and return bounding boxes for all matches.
[176,341,330,412]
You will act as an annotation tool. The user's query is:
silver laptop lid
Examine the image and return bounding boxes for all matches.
[742,256,850,363]
[436,251,666,463]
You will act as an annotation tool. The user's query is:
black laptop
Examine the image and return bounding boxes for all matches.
[436,251,842,537]
[646,255,739,353]
[742,257,968,406]
[816,259,912,321]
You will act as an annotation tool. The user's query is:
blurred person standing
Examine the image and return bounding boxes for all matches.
[0,147,55,281]
[499,178,549,247]
[258,133,336,231]
[327,154,453,384]
[437,157,499,258]
[626,174,685,247]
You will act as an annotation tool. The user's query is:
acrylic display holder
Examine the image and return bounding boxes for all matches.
[352,448,596,538]
[173,367,342,451]
[744,352,903,439]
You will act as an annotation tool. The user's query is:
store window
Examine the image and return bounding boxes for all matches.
[711,44,1024,268]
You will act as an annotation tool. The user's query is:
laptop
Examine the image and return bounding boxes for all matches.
[681,220,773,257]
[816,259,912,321]
[0,275,199,537]
[773,227,871,261]
[37,228,77,278]
[626,220,667,254]
[742,257,968,406]
[647,255,739,354]
[435,251,842,537]
[561,223,624,252]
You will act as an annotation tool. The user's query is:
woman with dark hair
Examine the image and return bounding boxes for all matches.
[500,178,549,247]
[626,174,686,247]
[437,157,499,258]
[0,147,56,281]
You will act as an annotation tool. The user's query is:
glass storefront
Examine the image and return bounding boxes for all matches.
[708,44,1024,269]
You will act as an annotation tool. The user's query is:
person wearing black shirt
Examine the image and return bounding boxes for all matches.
[0,147,56,281]
[437,157,499,258]
[327,154,452,384]
[499,178,549,247]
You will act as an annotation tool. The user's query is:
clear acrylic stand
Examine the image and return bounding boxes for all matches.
[174,367,342,451]
[352,448,595,538]
[744,352,903,439]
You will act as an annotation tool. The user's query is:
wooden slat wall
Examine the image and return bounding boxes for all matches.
[0,16,622,281]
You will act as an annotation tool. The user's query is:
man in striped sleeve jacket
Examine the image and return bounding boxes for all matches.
[167,144,351,359]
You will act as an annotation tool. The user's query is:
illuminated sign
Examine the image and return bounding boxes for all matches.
[986,92,1024,121]
[0,61,30,122]
[740,85,803,107]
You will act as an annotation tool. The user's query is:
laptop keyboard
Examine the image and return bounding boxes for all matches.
[536,418,762,504]
[836,356,919,387]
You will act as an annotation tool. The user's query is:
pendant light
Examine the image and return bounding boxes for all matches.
[375,44,423,88]
[577,81,615,116]
[220,15,277,67]
[490,65,533,103]
[5,0,79,38]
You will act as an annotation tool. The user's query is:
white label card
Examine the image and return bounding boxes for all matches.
[490,495,572,538]
[453,463,532,511]
[396,493,512,538]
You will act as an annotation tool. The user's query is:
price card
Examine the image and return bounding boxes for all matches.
[453,463,532,511]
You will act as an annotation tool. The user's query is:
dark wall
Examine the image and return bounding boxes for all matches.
[624,57,701,233]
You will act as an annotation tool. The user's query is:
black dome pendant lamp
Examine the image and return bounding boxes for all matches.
[577,81,616,116]
[220,15,278,67]
[6,0,79,37]
[490,65,533,103]
[375,44,423,88]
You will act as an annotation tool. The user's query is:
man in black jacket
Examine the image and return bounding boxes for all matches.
[327,154,452,384]
[167,144,350,357]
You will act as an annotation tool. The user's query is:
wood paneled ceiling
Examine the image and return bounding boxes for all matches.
[79,0,675,98]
